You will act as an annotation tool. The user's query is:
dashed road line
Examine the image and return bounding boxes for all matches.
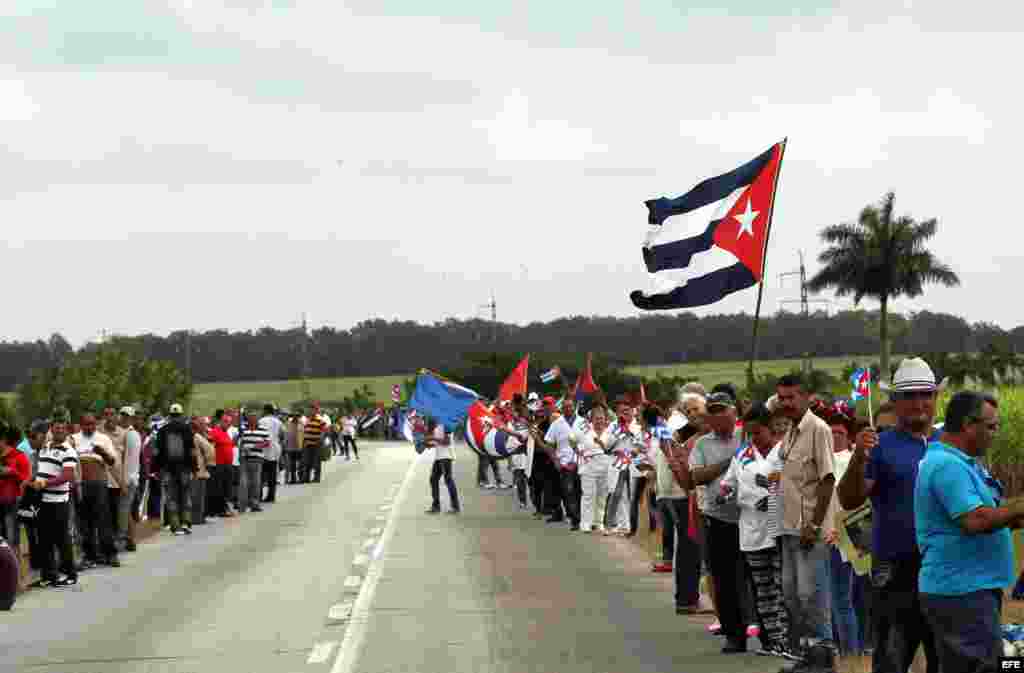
[307,641,337,664]
[352,554,369,567]
[342,575,362,589]
[331,453,423,673]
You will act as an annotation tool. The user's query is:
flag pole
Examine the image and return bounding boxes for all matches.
[866,374,875,428]
[746,138,788,383]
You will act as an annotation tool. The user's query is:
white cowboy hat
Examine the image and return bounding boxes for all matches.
[879,357,949,393]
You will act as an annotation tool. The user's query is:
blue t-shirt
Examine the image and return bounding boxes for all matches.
[915,441,1014,595]
[864,429,939,560]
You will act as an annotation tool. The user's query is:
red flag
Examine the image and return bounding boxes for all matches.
[574,353,599,403]
[498,354,530,402]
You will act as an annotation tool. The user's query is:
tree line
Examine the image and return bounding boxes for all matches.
[0,309,1019,392]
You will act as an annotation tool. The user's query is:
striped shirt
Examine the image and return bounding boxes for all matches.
[36,441,78,504]
[240,428,270,461]
[303,416,327,450]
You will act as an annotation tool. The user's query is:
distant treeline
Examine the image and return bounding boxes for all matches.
[0,309,1017,392]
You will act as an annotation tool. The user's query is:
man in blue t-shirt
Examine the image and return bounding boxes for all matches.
[837,357,942,673]
[916,391,1018,673]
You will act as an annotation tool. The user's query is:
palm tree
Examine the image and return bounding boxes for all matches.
[807,192,960,381]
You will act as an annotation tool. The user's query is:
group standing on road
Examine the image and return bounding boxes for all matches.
[414,356,1014,673]
[1,399,369,595]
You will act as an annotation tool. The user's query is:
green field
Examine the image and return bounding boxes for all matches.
[0,354,890,417]
[626,355,874,388]
[187,375,409,415]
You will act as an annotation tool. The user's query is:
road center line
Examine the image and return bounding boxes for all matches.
[331,452,423,673]
[307,641,337,664]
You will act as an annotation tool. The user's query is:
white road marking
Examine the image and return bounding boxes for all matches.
[308,641,337,664]
[332,452,424,673]
[377,504,391,511]
[362,538,376,550]
[352,554,369,566]
[328,601,354,621]
[369,527,382,536]
[343,575,362,588]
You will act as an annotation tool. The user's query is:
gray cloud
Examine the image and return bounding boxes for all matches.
[0,140,321,197]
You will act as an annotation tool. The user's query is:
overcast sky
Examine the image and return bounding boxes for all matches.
[3,1,1019,347]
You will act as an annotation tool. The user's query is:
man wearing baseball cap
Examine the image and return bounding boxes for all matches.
[837,357,944,673]
[690,390,749,654]
[153,403,197,535]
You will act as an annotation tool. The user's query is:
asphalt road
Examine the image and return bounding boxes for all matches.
[3,442,773,673]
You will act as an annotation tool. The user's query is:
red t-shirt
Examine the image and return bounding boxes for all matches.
[209,427,236,466]
[0,449,31,504]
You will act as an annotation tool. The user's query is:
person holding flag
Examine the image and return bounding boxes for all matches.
[424,417,460,515]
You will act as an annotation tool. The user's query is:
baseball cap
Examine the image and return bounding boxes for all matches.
[119,405,135,416]
[706,392,735,412]
[742,401,772,426]
[528,392,539,402]
[169,403,184,415]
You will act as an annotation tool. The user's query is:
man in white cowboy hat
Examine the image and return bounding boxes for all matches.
[837,357,945,673]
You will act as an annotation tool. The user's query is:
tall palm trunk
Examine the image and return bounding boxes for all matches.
[879,294,890,383]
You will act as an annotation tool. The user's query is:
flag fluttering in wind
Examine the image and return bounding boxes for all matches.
[573,354,599,410]
[407,370,481,432]
[465,400,525,458]
[498,355,530,402]
[539,366,560,384]
[850,368,871,402]
[631,141,786,310]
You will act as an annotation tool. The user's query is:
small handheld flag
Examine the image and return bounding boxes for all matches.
[540,366,560,384]
[391,384,401,403]
[850,368,870,401]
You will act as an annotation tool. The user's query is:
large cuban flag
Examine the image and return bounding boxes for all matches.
[464,400,525,459]
[408,370,481,432]
[631,141,786,310]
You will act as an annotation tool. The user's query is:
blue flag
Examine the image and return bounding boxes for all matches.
[408,372,480,432]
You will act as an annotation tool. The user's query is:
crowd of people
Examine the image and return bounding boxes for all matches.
[418,356,1015,673]
[0,400,364,592]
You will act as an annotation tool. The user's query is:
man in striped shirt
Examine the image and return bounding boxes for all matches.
[240,411,270,512]
[302,402,327,484]
[26,421,78,588]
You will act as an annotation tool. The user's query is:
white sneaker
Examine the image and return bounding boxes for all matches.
[484,483,496,490]
[595,526,608,535]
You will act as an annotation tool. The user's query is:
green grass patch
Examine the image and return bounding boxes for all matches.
[188,375,408,415]
[626,355,868,388]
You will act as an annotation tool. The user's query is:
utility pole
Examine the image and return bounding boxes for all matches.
[479,293,497,366]
[300,313,311,400]
[779,251,830,374]
[184,329,192,412]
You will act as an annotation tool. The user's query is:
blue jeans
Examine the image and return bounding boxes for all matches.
[779,535,833,649]
[921,589,1001,673]
[829,547,863,654]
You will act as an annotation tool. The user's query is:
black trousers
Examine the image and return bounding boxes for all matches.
[37,501,76,580]
[513,468,528,506]
[477,453,503,485]
[558,469,581,526]
[209,464,234,515]
[301,446,321,482]
[79,481,117,561]
[629,476,656,534]
[285,452,300,483]
[871,554,938,673]
[108,487,121,540]
[430,459,460,511]
[705,516,747,642]
[343,436,358,458]
[922,589,1001,673]
[660,498,701,608]
[262,460,278,502]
